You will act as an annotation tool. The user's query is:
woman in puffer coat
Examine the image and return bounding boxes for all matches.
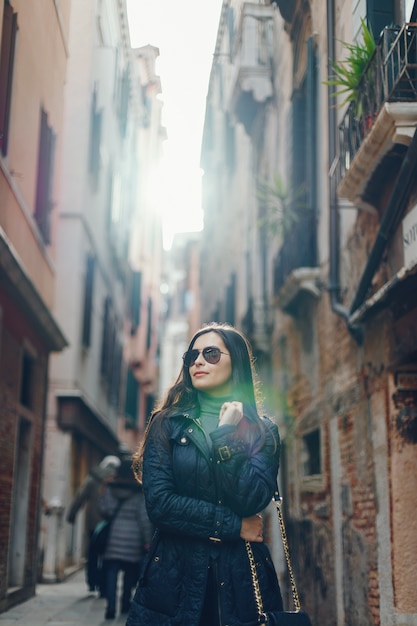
[126,322,283,626]
[100,459,153,620]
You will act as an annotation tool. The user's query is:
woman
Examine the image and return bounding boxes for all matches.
[126,322,283,626]
[99,459,152,620]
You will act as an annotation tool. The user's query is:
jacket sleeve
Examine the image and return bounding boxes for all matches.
[137,492,153,549]
[209,416,280,517]
[66,476,94,523]
[142,420,242,542]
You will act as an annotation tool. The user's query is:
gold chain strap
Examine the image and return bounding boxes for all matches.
[245,540,267,626]
[245,492,301,624]
[273,494,301,612]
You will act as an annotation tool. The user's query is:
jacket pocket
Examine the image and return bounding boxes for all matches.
[136,533,183,617]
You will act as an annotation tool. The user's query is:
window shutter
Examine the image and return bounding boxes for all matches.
[125,369,139,427]
[146,298,152,350]
[0,3,17,156]
[225,274,236,326]
[367,0,394,40]
[109,338,122,409]
[34,109,56,243]
[100,297,111,375]
[130,271,142,334]
[81,255,95,348]
[89,86,102,188]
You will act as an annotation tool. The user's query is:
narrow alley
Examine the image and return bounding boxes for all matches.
[0,570,126,626]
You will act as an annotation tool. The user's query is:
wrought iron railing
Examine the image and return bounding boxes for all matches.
[335,23,417,185]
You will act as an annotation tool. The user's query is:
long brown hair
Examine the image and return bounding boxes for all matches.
[132,322,269,483]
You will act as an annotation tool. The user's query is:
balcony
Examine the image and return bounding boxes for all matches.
[230,3,274,134]
[334,24,417,203]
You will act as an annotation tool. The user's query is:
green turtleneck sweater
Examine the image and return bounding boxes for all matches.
[198,392,234,435]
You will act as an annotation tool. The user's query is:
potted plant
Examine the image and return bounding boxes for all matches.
[325,18,376,119]
[256,174,307,236]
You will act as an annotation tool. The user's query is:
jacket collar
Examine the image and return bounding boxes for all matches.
[168,406,199,420]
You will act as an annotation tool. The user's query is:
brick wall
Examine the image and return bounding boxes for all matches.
[0,295,48,612]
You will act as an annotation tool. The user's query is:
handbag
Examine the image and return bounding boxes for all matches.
[245,486,313,626]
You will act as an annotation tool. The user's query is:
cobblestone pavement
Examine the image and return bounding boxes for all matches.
[0,569,127,626]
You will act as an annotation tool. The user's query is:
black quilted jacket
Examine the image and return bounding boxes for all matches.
[127,407,283,626]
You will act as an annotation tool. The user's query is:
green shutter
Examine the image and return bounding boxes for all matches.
[125,369,139,427]
[367,0,394,40]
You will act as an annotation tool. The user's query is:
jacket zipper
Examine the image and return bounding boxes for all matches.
[193,417,214,450]
[189,415,224,625]
[192,417,223,510]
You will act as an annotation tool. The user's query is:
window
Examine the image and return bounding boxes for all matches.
[129,271,142,335]
[100,296,122,407]
[225,113,236,172]
[81,255,95,348]
[367,0,394,39]
[20,350,34,409]
[88,84,102,189]
[34,109,56,243]
[145,393,155,425]
[109,337,121,408]
[117,66,130,138]
[0,1,17,156]
[301,428,321,477]
[100,296,112,376]
[274,36,318,295]
[225,274,236,326]
[146,298,152,350]
[124,368,139,428]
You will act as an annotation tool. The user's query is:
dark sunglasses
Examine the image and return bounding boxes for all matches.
[182,346,230,368]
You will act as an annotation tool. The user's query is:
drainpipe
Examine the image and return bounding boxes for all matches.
[349,126,417,315]
[326,0,363,343]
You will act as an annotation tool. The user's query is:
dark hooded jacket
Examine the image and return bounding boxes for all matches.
[127,407,283,626]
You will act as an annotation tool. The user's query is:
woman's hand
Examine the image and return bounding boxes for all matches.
[219,401,243,426]
[240,514,264,542]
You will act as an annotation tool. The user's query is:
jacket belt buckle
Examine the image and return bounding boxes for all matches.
[218,446,231,461]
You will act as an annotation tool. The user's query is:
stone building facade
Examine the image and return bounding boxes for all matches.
[0,0,69,611]
[122,44,165,438]
[0,0,164,610]
[200,1,417,624]
[41,2,165,584]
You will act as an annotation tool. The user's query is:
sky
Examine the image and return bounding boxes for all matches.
[126,0,224,248]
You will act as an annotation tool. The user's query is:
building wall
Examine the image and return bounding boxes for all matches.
[0,0,70,306]
[158,232,202,402]
[0,291,50,610]
[0,0,69,609]
[122,44,165,439]
[41,0,151,582]
[200,1,417,624]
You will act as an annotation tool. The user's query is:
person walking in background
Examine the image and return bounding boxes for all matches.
[99,458,153,621]
[66,455,121,594]
[126,322,283,626]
